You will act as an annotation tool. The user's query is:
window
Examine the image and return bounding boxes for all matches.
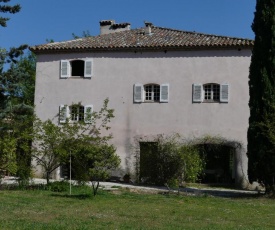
[59,104,93,124]
[70,105,84,122]
[60,59,93,78]
[192,83,229,103]
[204,83,220,102]
[71,60,84,77]
[134,83,169,103]
[145,84,160,102]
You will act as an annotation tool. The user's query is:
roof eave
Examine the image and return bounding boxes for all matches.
[29,44,253,55]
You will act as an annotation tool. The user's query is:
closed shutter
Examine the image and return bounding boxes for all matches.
[84,59,93,78]
[134,83,144,102]
[220,83,229,103]
[160,84,169,102]
[84,105,93,123]
[60,60,70,78]
[192,84,202,102]
[59,105,69,123]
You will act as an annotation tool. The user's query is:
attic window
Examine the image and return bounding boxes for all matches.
[71,60,84,77]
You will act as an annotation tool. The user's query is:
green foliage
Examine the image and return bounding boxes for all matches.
[47,181,70,192]
[33,99,120,191]
[0,135,17,175]
[136,134,204,186]
[0,0,21,27]
[247,0,275,188]
[178,145,204,182]
[32,119,66,184]
[72,30,91,39]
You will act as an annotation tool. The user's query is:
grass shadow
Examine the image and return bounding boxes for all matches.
[50,193,92,200]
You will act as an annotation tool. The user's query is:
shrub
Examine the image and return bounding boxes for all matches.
[136,134,205,186]
[48,181,70,192]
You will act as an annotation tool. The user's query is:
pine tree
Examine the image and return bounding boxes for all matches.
[247,0,275,189]
[0,0,20,27]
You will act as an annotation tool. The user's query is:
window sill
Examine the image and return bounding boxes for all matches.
[203,100,220,103]
[143,101,160,103]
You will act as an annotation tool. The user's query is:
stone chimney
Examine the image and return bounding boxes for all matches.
[100,20,131,35]
[144,21,153,35]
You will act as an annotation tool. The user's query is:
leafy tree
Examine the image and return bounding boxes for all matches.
[32,99,120,190]
[247,0,275,191]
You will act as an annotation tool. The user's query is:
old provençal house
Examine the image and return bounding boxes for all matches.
[30,20,254,188]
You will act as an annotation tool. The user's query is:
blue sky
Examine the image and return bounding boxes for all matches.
[1,0,256,50]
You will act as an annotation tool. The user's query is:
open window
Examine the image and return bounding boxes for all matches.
[60,59,93,78]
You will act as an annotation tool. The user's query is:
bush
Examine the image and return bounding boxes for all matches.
[136,134,205,186]
[48,181,70,192]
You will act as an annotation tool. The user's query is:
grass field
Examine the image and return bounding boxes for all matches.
[0,185,274,230]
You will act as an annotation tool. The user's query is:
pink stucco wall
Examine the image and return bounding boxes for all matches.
[34,49,251,186]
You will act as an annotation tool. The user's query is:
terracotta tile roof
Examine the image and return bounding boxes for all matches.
[30,26,254,54]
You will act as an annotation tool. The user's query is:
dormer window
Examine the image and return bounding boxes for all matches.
[60,59,93,79]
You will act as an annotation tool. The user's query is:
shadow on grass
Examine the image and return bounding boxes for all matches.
[50,193,92,200]
[181,187,264,199]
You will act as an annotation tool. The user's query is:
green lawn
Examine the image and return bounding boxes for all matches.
[0,187,274,230]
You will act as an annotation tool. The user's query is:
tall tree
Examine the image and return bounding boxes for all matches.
[247,0,275,190]
[0,1,32,178]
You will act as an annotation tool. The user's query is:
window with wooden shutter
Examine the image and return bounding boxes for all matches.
[84,105,93,123]
[192,84,202,102]
[160,84,169,102]
[220,83,229,103]
[59,105,69,123]
[84,59,93,78]
[60,60,70,78]
[134,83,144,102]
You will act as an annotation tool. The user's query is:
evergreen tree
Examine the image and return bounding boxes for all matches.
[247,0,275,189]
[0,1,32,178]
[0,0,20,27]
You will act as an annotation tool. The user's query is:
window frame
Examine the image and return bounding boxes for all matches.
[70,105,85,122]
[203,83,220,103]
[144,84,160,102]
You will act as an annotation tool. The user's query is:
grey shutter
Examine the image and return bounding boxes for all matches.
[160,84,169,102]
[84,105,93,123]
[192,84,202,102]
[134,83,144,102]
[220,83,229,103]
[59,105,69,123]
[84,59,93,78]
[60,60,70,78]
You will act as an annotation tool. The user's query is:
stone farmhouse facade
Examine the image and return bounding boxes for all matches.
[30,20,254,188]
